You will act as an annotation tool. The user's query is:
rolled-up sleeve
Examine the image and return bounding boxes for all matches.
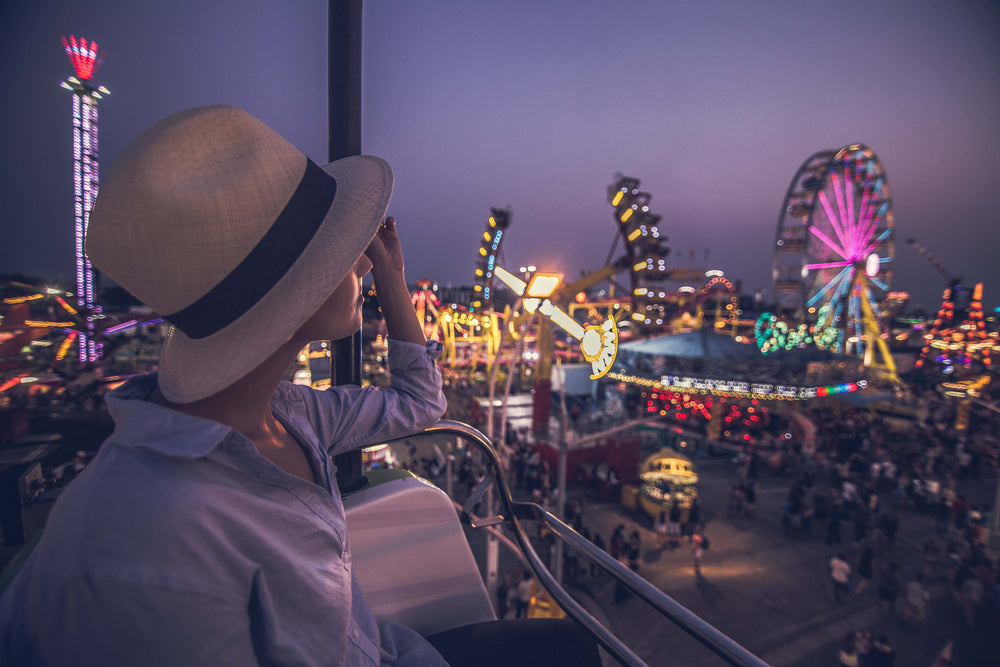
[294,339,446,455]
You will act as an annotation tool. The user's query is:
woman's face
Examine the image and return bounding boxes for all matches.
[295,254,373,343]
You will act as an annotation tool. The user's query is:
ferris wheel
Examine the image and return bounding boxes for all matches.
[772,144,894,359]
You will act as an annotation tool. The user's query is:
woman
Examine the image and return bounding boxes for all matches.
[0,106,446,665]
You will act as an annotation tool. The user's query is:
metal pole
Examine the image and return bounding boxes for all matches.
[329,0,366,493]
[555,360,569,584]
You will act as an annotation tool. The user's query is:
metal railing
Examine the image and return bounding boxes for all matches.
[420,420,770,667]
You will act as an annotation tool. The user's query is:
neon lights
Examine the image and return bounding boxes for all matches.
[755,312,838,355]
[777,148,894,369]
[62,37,108,362]
[0,374,30,394]
[55,331,79,361]
[2,294,44,304]
[62,36,103,80]
[55,296,78,315]
[607,370,868,401]
[492,262,619,378]
[24,320,76,328]
[472,208,509,311]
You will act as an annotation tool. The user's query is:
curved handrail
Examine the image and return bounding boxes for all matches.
[421,420,770,667]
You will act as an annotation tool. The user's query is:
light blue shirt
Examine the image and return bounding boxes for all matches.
[0,339,449,666]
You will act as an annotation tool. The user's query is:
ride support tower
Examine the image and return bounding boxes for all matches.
[60,36,109,363]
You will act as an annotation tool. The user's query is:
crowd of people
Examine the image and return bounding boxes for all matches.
[754,397,1000,665]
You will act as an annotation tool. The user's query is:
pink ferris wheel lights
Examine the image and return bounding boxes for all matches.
[62,35,104,80]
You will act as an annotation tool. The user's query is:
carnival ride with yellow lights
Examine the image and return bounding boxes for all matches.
[606,175,708,332]
[636,447,699,521]
[491,266,618,381]
[906,239,996,374]
[1,283,90,379]
[771,145,897,381]
[0,281,168,401]
[408,281,502,375]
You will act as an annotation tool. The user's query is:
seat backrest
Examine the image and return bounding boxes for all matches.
[344,471,496,636]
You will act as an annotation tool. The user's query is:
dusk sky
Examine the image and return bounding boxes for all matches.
[3,1,999,313]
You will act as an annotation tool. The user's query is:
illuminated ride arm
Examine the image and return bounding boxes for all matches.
[493,265,618,379]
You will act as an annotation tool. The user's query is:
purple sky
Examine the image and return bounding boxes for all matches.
[3,1,999,312]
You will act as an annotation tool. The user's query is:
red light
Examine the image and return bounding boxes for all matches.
[0,373,29,394]
[62,36,103,81]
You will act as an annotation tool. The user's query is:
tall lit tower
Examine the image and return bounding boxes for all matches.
[60,36,109,363]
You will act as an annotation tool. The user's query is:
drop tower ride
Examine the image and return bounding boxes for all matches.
[60,36,109,363]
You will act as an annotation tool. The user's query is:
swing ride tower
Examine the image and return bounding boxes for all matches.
[60,36,109,363]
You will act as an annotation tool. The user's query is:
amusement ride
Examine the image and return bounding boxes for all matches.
[907,239,995,373]
[59,36,109,363]
[771,144,897,380]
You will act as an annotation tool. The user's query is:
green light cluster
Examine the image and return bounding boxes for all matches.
[755,312,837,355]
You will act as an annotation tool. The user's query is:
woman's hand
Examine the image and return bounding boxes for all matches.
[365,216,404,274]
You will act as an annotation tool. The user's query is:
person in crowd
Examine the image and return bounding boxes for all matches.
[564,538,579,582]
[854,629,872,665]
[654,510,668,550]
[690,525,707,578]
[957,568,983,628]
[668,502,683,549]
[830,552,851,603]
[515,570,533,619]
[826,493,843,545]
[591,531,606,577]
[496,575,511,620]
[855,540,874,596]
[837,631,859,667]
[901,572,930,627]
[610,523,626,563]
[626,529,641,571]
[743,481,757,517]
[877,562,901,616]
[727,484,745,520]
[868,633,895,667]
[687,501,701,534]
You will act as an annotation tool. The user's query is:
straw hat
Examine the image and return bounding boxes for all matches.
[86,105,392,403]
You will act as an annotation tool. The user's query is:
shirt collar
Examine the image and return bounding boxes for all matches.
[104,373,237,458]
